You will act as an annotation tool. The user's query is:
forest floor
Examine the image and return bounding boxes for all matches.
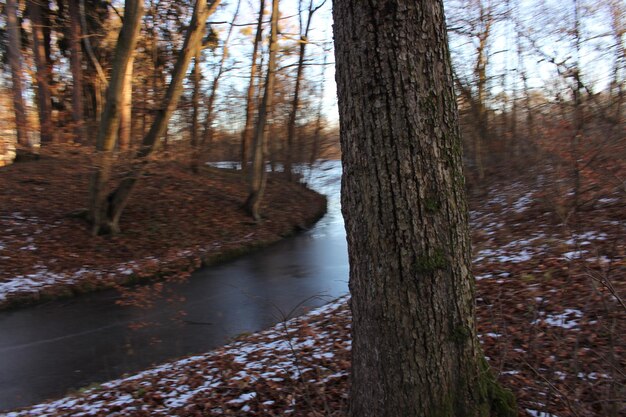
[0,145,327,310]
[4,162,624,417]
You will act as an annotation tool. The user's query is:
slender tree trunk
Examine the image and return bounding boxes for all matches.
[474,5,491,181]
[68,0,86,142]
[149,0,163,130]
[202,0,241,149]
[6,0,28,147]
[571,0,583,211]
[119,54,135,151]
[244,0,279,221]
[240,0,265,175]
[333,1,516,416]
[190,49,202,173]
[91,0,221,235]
[285,0,321,181]
[30,0,54,145]
[88,0,144,235]
[608,0,624,123]
[309,51,328,167]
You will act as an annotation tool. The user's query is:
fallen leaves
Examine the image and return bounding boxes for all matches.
[0,145,327,309]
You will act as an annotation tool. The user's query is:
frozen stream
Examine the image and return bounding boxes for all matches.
[0,161,348,411]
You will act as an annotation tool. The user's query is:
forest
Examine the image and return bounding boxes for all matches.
[0,0,624,416]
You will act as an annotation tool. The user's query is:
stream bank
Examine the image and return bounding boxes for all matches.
[0,146,328,310]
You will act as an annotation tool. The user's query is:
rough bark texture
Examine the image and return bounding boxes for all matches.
[30,0,54,145]
[332,1,516,416]
[244,0,279,221]
[6,0,28,147]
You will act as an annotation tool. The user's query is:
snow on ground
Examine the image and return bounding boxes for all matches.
[532,309,583,329]
[3,297,352,417]
[2,176,618,308]
[526,409,559,417]
[2,176,623,416]
[0,261,151,305]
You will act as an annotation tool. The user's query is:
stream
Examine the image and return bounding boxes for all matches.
[0,160,348,411]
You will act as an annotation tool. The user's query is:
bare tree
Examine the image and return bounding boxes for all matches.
[244,0,279,220]
[190,49,202,172]
[29,0,54,144]
[5,0,29,147]
[88,0,144,234]
[202,0,241,147]
[449,0,501,182]
[283,0,325,180]
[89,0,221,235]
[68,0,86,142]
[240,0,266,175]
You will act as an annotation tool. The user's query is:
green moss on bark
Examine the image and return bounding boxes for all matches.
[477,357,517,417]
[425,197,441,213]
[415,249,447,273]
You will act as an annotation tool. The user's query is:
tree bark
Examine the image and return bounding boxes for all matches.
[332,1,516,416]
[91,0,221,235]
[6,0,29,147]
[30,0,54,145]
[88,0,144,235]
[119,54,135,151]
[240,0,265,175]
[68,0,86,142]
[244,0,279,221]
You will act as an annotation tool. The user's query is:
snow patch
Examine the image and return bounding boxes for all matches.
[533,309,583,329]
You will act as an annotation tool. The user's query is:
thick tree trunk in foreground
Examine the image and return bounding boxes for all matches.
[6,0,28,147]
[244,0,279,221]
[90,0,221,235]
[332,1,516,416]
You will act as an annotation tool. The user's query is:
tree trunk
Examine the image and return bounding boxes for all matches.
[68,0,86,142]
[119,54,135,151]
[30,0,54,145]
[309,49,328,167]
[88,0,144,235]
[202,0,241,149]
[240,0,265,175]
[285,0,319,181]
[190,49,202,173]
[244,0,279,221]
[571,0,583,211]
[6,0,28,147]
[332,1,516,416]
[91,0,221,235]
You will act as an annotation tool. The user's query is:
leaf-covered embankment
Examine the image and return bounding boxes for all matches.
[0,145,327,310]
